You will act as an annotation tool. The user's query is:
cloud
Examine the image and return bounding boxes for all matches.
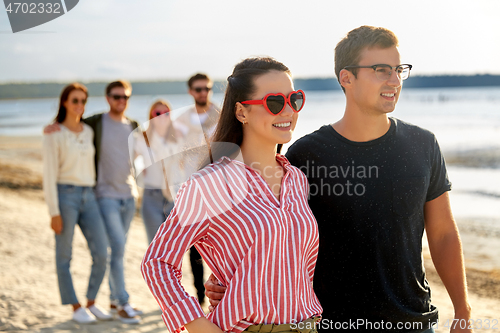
[1,0,500,82]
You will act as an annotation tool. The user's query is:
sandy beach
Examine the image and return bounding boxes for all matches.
[0,135,499,332]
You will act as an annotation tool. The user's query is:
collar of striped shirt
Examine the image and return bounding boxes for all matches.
[218,153,292,172]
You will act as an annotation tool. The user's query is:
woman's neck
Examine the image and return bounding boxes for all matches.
[239,139,284,201]
[239,141,279,175]
[62,115,83,132]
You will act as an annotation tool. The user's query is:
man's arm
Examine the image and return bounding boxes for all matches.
[43,122,60,134]
[43,113,98,133]
[424,191,473,333]
[204,274,226,312]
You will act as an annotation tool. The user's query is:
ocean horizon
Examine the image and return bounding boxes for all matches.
[1,87,499,232]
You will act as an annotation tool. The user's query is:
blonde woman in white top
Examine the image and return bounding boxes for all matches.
[134,100,185,243]
[43,83,110,324]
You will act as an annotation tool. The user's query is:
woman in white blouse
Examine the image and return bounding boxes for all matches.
[43,83,110,324]
[134,100,184,243]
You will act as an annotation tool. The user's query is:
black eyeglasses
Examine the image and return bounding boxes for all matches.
[108,94,130,101]
[192,87,211,93]
[71,98,87,105]
[344,64,413,81]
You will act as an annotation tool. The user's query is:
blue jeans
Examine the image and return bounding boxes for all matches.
[55,184,108,305]
[141,189,174,243]
[97,197,136,305]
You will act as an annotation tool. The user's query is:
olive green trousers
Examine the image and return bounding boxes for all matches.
[244,317,320,333]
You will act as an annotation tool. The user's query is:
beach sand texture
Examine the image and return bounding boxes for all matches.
[0,136,499,332]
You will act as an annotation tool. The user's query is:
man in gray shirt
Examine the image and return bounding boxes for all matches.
[84,81,142,324]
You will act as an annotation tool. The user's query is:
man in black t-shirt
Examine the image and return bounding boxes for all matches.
[205,26,472,333]
[286,26,471,333]
[286,119,457,333]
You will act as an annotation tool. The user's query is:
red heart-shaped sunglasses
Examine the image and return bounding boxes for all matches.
[241,90,305,115]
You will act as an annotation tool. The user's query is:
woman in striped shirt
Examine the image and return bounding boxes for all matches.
[141,57,322,333]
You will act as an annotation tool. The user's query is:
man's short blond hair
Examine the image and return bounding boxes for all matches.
[335,26,399,90]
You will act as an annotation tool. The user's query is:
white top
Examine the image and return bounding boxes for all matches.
[134,130,187,201]
[42,123,96,217]
[190,110,209,125]
[174,103,220,181]
[175,103,219,139]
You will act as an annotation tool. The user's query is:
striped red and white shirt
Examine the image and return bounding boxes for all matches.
[141,154,322,333]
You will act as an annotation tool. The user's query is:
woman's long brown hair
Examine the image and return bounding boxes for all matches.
[55,83,88,123]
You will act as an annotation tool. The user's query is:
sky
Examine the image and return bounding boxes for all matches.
[1,0,500,83]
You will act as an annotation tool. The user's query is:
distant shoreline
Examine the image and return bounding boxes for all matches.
[1,74,500,100]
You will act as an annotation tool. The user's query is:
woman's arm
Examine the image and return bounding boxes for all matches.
[141,180,212,333]
[133,133,151,176]
[42,133,61,224]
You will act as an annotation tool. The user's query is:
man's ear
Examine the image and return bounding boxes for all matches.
[339,69,352,90]
[235,102,248,124]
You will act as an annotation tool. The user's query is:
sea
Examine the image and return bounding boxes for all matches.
[1,87,499,238]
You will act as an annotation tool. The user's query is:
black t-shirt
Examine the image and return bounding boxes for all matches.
[286,118,451,332]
